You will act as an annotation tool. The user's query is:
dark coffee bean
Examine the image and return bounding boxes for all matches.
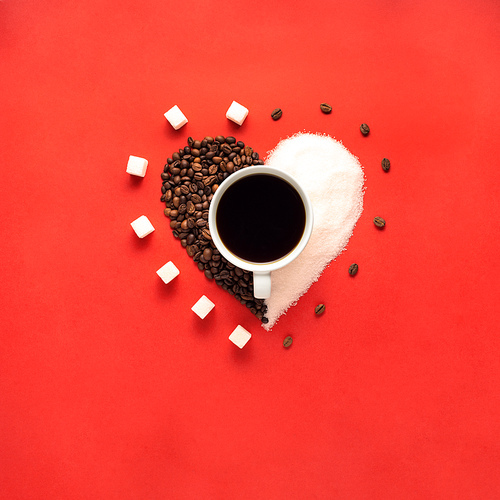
[215,135,225,143]
[204,269,213,279]
[203,248,212,261]
[381,158,390,172]
[212,157,222,164]
[283,336,293,348]
[360,123,370,136]
[261,317,269,324]
[320,103,332,114]
[225,136,236,144]
[315,304,326,315]
[271,108,282,120]
[221,143,232,155]
[348,263,358,276]
[187,137,194,148]
[373,216,386,228]
[204,136,214,144]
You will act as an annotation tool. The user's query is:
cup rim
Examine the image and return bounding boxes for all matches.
[208,165,314,272]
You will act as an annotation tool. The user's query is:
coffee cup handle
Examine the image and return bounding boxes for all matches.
[253,271,272,299]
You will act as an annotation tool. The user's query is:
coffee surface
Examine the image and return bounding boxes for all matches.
[216,174,306,263]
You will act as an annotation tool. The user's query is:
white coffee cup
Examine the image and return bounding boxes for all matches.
[208,166,314,299]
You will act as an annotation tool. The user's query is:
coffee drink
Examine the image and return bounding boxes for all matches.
[215,174,306,263]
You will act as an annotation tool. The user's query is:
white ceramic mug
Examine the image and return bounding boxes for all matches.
[208,166,314,299]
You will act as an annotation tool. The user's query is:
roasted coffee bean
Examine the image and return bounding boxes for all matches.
[187,137,194,148]
[221,143,232,155]
[204,269,213,280]
[215,135,225,143]
[315,304,326,315]
[204,175,217,186]
[373,216,386,228]
[320,103,332,114]
[271,108,282,120]
[348,263,358,276]
[381,158,391,172]
[360,123,370,136]
[283,336,293,348]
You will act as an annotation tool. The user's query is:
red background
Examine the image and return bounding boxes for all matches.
[1,0,499,498]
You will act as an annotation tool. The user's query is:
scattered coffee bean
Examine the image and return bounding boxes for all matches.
[283,336,293,348]
[360,123,370,136]
[271,108,282,120]
[315,304,326,315]
[348,263,358,276]
[320,103,332,114]
[373,216,386,228]
[381,158,390,172]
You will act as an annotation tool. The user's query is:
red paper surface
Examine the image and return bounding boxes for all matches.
[1,0,499,498]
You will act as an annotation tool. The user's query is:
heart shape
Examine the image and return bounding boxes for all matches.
[161,133,364,329]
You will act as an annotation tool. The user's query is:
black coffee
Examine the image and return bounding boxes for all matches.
[216,174,306,263]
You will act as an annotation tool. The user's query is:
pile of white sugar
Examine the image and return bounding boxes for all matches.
[262,133,365,330]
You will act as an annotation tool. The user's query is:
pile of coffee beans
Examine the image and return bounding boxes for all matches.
[161,136,269,323]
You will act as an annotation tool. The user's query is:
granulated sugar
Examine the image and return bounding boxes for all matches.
[262,133,364,330]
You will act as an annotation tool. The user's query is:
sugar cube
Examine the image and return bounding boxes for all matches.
[191,295,215,319]
[130,215,155,238]
[126,155,148,177]
[226,100,249,126]
[156,261,180,284]
[229,325,252,349]
[164,105,188,130]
